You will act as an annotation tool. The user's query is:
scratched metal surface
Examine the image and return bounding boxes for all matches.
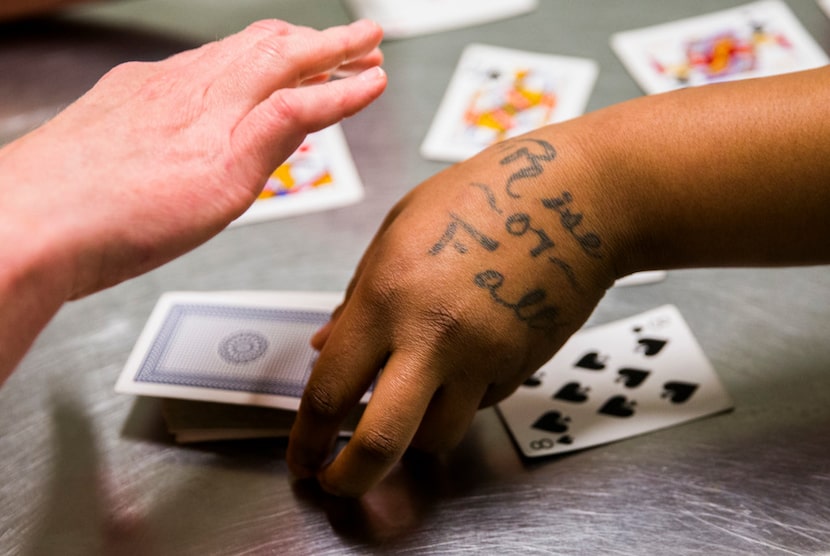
[2,1,830,554]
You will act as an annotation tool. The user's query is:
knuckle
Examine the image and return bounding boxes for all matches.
[352,426,405,466]
[246,18,295,36]
[420,304,466,341]
[301,382,345,422]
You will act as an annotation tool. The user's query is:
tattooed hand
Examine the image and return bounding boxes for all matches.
[288,132,630,496]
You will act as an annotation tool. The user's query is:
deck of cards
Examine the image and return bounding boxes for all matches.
[115,291,371,441]
[612,0,829,94]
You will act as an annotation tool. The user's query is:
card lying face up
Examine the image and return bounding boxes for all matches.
[344,0,538,39]
[230,125,364,226]
[611,0,829,95]
[420,43,598,163]
[497,305,733,458]
[115,291,368,411]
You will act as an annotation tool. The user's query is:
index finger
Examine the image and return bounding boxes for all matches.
[316,351,441,497]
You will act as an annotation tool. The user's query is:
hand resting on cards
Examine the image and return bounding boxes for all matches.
[0,19,386,383]
[288,65,830,497]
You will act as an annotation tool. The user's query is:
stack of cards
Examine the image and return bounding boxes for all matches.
[497,305,733,458]
[344,0,538,39]
[421,44,598,163]
[612,0,829,94]
[161,398,362,443]
[230,125,364,227]
[115,291,371,442]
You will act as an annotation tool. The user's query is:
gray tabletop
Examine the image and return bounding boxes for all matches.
[2,1,830,554]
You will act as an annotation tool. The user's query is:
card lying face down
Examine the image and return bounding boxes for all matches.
[497,305,734,458]
[115,291,370,411]
[344,0,538,39]
[611,0,829,95]
[421,43,598,163]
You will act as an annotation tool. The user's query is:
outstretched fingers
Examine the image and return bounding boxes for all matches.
[211,19,384,113]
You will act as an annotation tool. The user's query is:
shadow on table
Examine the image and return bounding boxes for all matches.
[0,16,197,145]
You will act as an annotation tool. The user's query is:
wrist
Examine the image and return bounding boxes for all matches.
[557,101,673,282]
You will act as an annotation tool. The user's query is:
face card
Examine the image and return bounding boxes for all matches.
[344,0,538,39]
[421,44,598,163]
[611,0,829,95]
[230,124,364,226]
[115,291,371,411]
[497,305,733,458]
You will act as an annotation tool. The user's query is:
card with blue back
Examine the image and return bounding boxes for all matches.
[115,291,368,411]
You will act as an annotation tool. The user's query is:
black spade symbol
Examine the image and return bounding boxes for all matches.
[598,395,637,418]
[662,381,699,403]
[557,435,574,445]
[637,338,668,357]
[616,368,651,388]
[523,375,542,387]
[531,411,570,434]
[553,382,590,403]
[574,351,607,370]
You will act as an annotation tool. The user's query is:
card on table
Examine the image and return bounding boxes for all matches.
[343,0,538,39]
[497,305,733,458]
[230,125,364,227]
[421,43,598,163]
[115,291,371,411]
[611,0,829,95]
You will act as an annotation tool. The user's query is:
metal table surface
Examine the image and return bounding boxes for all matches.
[2,1,830,554]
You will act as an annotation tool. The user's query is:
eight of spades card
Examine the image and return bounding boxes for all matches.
[497,305,734,458]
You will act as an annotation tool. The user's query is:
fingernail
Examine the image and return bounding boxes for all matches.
[359,66,386,81]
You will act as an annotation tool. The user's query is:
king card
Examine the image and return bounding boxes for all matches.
[344,0,538,39]
[230,125,364,226]
[421,44,598,163]
[497,305,733,458]
[611,0,829,95]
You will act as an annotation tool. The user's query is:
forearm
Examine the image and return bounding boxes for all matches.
[0,0,97,21]
[568,66,830,275]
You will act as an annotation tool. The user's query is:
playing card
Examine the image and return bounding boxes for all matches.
[497,305,733,458]
[230,125,364,226]
[115,291,370,411]
[343,0,538,39]
[611,0,829,95]
[820,0,830,18]
[421,44,598,163]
